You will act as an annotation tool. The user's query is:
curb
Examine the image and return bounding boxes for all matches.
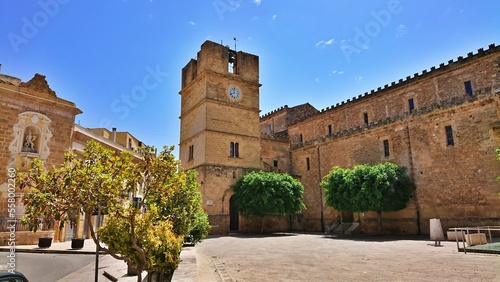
[0,247,105,255]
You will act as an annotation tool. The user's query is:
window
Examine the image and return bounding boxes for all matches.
[273,159,278,167]
[408,98,415,113]
[299,134,303,143]
[445,126,454,146]
[383,139,390,157]
[306,157,310,171]
[228,50,236,73]
[363,112,369,125]
[188,145,194,161]
[328,124,332,136]
[464,81,473,96]
[230,142,239,157]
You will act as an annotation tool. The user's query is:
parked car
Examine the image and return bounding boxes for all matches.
[0,271,29,282]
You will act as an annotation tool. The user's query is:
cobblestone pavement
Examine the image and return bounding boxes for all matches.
[194,233,500,282]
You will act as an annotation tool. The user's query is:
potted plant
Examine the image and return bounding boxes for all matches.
[71,238,85,249]
[38,237,52,248]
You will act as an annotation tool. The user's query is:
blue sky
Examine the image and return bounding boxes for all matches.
[1,0,499,156]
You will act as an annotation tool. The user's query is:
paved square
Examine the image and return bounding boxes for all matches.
[193,233,500,281]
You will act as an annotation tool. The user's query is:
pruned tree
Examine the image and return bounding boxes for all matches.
[231,171,306,233]
[321,162,415,234]
[19,140,209,282]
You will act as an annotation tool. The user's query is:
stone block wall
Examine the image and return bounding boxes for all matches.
[284,46,500,235]
[0,74,81,220]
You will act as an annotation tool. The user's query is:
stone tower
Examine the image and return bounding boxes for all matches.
[179,40,261,234]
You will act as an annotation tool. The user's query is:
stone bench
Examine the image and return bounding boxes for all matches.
[447,230,465,241]
[465,233,487,246]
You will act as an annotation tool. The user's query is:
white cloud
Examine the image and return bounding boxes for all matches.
[396,24,408,38]
[330,70,344,76]
[315,78,320,83]
[189,21,195,26]
[253,0,262,5]
[325,38,334,45]
[354,75,363,83]
[315,38,335,48]
[272,14,277,20]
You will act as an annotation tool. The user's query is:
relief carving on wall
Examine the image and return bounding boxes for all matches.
[8,112,53,170]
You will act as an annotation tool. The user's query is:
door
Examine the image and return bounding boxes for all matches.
[229,195,239,231]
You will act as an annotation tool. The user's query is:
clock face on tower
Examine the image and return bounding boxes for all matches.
[228,86,241,100]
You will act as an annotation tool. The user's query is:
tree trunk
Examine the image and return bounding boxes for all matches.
[377,211,382,235]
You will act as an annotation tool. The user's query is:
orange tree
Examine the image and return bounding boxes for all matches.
[320,162,415,234]
[19,140,209,282]
[231,171,306,233]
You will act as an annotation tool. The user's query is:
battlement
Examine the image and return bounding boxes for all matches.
[318,43,498,114]
[292,93,497,150]
[260,105,289,119]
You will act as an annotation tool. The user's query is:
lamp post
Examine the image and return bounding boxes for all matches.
[95,209,101,282]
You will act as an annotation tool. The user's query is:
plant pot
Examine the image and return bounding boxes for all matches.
[38,237,52,248]
[127,265,138,276]
[71,238,85,249]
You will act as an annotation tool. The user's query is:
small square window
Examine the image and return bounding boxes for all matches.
[273,159,278,167]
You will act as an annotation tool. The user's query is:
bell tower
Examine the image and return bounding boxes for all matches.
[179,40,261,234]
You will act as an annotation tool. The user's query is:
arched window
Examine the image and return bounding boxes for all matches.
[230,142,239,158]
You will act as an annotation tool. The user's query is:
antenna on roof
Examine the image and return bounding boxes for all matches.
[233,37,237,51]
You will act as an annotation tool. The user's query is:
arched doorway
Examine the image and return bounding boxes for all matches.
[229,195,239,231]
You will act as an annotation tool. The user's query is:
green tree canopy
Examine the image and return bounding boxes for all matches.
[231,171,306,218]
[321,162,415,234]
[19,140,209,282]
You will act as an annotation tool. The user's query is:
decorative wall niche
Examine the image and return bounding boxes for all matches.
[9,112,53,170]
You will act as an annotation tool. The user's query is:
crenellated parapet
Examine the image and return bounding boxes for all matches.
[318,43,498,114]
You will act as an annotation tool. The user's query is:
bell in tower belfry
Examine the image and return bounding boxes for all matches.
[228,50,236,63]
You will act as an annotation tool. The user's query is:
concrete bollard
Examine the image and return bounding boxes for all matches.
[430,218,445,246]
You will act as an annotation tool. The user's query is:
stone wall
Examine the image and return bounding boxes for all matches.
[284,44,500,235]
[0,74,81,220]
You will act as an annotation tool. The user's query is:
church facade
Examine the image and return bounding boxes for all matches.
[0,73,143,245]
[179,41,500,235]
